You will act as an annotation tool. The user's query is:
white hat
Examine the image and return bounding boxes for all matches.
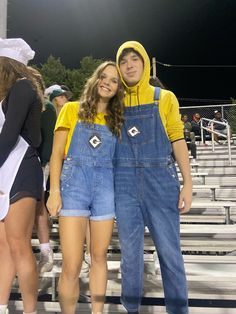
[44,84,73,101]
[0,37,35,65]
[44,84,61,97]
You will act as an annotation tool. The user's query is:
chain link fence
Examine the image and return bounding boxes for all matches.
[179,104,236,134]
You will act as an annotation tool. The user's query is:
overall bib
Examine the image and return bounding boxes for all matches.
[60,122,116,220]
[114,88,188,314]
[0,101,29,220]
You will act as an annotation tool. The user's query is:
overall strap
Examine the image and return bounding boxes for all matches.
[154,87,161,101]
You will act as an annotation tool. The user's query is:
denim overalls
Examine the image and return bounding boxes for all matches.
[114,88,188,314]
[60,122,116,220]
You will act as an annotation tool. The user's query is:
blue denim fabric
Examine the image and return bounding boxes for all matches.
[60,122,116,220]
[114,101,188,314]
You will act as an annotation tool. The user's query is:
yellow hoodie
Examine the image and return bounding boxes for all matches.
[116,41,184,142]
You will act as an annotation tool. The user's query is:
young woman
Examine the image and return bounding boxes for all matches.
[46,61,124,314]
[0,38,43,314]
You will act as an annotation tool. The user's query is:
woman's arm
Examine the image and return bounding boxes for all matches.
[172,139,192,213]
[46,128,68,217]
[0,80,35,167]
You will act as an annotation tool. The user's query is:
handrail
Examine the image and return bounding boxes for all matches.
[200,118,232,165]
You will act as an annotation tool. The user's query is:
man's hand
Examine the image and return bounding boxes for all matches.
[178,184,192,214]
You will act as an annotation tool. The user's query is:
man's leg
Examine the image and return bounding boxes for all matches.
[143,168,188,314]
[190,132,195,143]
[115,168,144,313]
[116,203,144,313]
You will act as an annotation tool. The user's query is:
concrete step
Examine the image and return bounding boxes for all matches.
[196,160,236,167]
[192,188,236,199]
[205,176,236,186]
[8,301,236,313]
[200,167,236,175]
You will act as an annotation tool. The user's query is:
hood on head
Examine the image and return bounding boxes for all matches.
[116,41,151,91]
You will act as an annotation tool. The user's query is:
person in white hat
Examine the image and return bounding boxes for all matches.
[45,84,72,116]
[0,38,43,314]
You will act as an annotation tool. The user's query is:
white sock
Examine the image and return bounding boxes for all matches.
[0,305,8,314]
[23,311,37,314]
[40,242,50,252]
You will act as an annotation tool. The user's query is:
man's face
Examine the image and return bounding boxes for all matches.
[119,51,144,87]
[182,115,188,122]
[215,112,221,119]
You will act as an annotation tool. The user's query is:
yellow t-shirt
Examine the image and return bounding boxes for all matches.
[55,101,107,156]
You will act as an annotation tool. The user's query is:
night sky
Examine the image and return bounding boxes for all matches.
[7,0,236,102]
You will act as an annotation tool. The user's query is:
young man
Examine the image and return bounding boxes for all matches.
[181,114,195,143]
[114,41,192,314]
[210,110,232,143]
[181,114,197,161]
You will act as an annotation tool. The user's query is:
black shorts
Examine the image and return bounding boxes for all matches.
[10,147,43,204]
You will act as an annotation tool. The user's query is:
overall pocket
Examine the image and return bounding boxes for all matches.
[61,161,74,184]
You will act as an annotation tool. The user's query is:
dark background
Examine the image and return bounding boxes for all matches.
[7,0,236,103]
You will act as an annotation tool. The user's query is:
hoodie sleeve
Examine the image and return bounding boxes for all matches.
[159,90,184,142]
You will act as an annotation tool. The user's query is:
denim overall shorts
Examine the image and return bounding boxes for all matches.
[60,122,116,221]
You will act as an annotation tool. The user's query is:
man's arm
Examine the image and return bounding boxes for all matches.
[172,139,192,213]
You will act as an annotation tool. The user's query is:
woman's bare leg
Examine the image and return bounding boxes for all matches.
[89,219,114,314]
[58,216,87,314]
[4,197,38,313]
[0,221,16,305]
[35,196,53,273]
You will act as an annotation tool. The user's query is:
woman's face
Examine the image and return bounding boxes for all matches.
[97,65,119,101]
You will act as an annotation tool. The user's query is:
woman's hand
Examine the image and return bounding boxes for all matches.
[46,191,62,217]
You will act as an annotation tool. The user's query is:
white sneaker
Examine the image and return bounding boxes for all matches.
[84,252,91,265]
[153,251,161,274]
[38,249,54,273]
[81,252,91,273]
[0,309,9,314]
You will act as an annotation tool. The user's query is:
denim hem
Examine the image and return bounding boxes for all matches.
[90,213,115,221]
[167,309,188,314]
[121,296,139,313]
[59,209,90,217]
[167,312,188,314]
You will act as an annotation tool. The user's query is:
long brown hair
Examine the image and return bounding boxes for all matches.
[27,66,45,106]
[0,56,43,107]
[78,61,124,138]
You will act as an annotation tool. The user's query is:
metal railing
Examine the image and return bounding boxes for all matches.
[200,118,232,165]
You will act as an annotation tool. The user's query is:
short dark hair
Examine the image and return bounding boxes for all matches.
[118,48,143,64]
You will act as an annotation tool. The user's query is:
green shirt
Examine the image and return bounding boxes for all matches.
[37,101,57,166]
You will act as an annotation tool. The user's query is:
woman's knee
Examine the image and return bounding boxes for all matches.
[7,236,32,260]
[61,261,81,281]
[91,250,107,265]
